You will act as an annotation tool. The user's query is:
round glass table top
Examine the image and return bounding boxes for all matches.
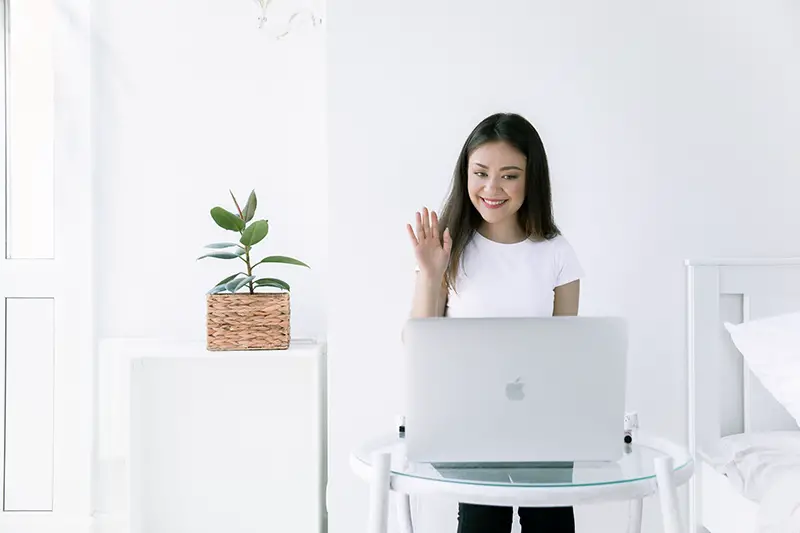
[353,436,691,488]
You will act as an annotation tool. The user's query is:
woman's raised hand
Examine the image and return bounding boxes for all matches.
[406,207,452,280]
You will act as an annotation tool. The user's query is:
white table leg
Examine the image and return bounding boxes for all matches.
[655,457,683,533]
[627,498,643,533]
[396,493,414,533]
[367,452,391,533]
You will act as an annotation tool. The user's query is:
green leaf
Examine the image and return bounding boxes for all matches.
[254,255,310,268]
[207,285,229,294]
[240,220,269,247]
[242,190,257,222]
[197,251,243,260]
[254,277,290,291]
[226,275,254,293]
[204,242,240,249]
[211,207,245,232]
[229,190,244,218]
[212,273,242,289]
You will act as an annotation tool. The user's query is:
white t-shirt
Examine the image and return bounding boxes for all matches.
[445,231,584,318]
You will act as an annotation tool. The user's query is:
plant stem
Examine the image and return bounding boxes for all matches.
[245,245,255,294]
[236,215,255,294]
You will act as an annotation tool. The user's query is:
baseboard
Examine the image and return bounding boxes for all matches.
[0,513,93,533]
[91,513,129,533]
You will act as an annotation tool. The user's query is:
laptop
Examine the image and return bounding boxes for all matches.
[402,316,628,466]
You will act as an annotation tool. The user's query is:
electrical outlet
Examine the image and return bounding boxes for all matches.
[624,411,639,430]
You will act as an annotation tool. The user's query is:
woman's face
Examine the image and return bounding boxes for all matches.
[467,141,527,226]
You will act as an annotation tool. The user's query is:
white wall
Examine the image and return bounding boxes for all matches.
[327,1,800,532]
[90,0,326,519]
[92,0,327,343]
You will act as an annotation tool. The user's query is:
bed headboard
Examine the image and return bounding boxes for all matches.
[686,258,800,529]
[687,258,800,450]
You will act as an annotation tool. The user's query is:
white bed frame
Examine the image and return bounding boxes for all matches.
[686,258,800,533]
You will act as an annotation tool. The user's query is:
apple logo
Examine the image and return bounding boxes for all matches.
[505,377,525,401]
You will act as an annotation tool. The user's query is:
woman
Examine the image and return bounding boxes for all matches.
[406,112,583,533]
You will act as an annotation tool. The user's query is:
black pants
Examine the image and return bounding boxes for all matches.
[457,503,575,533]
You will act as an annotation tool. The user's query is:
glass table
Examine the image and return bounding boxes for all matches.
[350,431,693,533]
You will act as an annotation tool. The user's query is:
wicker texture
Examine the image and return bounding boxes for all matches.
[206,293,290,350]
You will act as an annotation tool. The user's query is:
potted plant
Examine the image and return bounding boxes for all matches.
[198,189,309,351]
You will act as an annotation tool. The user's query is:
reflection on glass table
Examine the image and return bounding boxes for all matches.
[350,432,693,533]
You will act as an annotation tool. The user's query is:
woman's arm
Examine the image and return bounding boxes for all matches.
[553,280,580,316]
[410,273,448,318]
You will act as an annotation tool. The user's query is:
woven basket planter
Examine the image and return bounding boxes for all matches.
[206,292,290,351]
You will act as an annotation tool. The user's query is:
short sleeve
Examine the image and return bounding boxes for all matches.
[553,236,584,287]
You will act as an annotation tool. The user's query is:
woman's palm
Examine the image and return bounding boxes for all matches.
[407,208,452,278]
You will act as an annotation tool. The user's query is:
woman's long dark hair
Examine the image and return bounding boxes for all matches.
[439,112,560,291]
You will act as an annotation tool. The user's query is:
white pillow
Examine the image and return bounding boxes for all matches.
[724,312,800,426]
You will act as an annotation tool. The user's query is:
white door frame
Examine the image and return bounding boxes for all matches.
[0,0,93,530]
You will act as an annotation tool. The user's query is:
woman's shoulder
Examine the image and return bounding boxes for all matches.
[525,233,573,252]
[546,233,575,249]
[546,233,584,284]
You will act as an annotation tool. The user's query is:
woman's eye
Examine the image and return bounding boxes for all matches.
[474,171,487,177]
[503,174,519,180]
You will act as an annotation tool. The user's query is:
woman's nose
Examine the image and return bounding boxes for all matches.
[483,175,502,191]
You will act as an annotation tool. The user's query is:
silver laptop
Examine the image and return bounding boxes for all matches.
[402,316,628,465]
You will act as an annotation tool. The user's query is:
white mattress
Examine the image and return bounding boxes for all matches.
[699,431,800,533]
[699,460,759,533]
[701,431,800,503]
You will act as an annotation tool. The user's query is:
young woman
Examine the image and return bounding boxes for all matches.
[406,112,583,533]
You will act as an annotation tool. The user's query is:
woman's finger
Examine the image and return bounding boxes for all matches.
[422,207,431,239]
[415,211,425,240]
[442,227,452,255]
[430,210,440,241]
[406,224,419,247]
